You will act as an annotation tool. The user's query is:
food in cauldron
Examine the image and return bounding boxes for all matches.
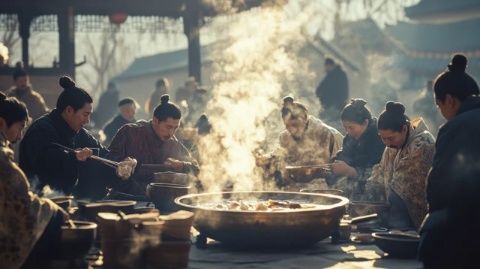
[175,191,349,248]
[200,199,326,211]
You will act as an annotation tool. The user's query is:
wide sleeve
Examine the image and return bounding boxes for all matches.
[391,139,435,228]
[334,136,353,163]
[359,148,389,201]
[0,147,57,269]
[20,126,78,193]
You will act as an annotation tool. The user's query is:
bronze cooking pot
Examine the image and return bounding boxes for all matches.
[54,221,97,259]
[175,191,348,248]
[146,183,191,213]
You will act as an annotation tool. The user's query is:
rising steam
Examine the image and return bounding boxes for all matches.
[197,4,314,193]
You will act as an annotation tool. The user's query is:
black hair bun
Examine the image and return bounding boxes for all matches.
[350,98,367,108]
[283,96,294,106]
[0,92,6,102]
[448,54,467,73]
[385,101,405,115]
[59,76,76,89]
[160,94,170,104]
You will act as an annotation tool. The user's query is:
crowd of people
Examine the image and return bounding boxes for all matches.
[0,53,479,268]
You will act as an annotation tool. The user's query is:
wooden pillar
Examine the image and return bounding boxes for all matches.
[58,6,76,78]
[18,14,33,67]
[183,0,202,84]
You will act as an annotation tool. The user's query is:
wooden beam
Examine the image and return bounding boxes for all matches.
[18,13,33,67]
[183,0,202,83]
[58,6,76,77]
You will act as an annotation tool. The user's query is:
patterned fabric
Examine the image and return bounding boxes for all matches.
[0,135,57,269]
[365,119,435,228]
[271,116,343,191]
[279,116,343,166]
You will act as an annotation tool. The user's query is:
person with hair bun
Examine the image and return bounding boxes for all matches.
[19,76,126,197]
[256,96,343,190]
[363,101,435,230]
[329,99,384,197]
[107,94,199,196]
[0,93,68,269]
[91,81,119,128]
[419,54,480,268]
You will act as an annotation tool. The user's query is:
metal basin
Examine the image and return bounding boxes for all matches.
[147,183,191,213]
[372,232,420,258]
[175,191,348,248]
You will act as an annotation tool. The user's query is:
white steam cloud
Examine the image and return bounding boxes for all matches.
[197,4,314,193]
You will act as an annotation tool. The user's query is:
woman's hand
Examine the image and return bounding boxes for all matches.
[331,160,358,177]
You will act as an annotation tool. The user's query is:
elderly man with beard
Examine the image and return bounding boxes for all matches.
[256,96,343,190]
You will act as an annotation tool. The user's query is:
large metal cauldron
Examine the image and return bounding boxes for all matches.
[175,191,349,248]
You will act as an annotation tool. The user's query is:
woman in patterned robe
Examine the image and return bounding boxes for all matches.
[365,102,435,229]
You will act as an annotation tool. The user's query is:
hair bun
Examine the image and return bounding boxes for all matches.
[160,94,170,104]
[448,54,467,73]
[282,96,294,106]
[350,98,367,108]
[59,76,76,89]
[0,92,6,102]
[385,101,405,115]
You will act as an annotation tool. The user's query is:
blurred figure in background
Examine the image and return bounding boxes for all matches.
[102,98,138,146]
[316,58,349,126]
[145,78,169,115]
[175,77,197,104]
[6,63,49,121]
[92,81,119,128]
[185,86,208,125]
